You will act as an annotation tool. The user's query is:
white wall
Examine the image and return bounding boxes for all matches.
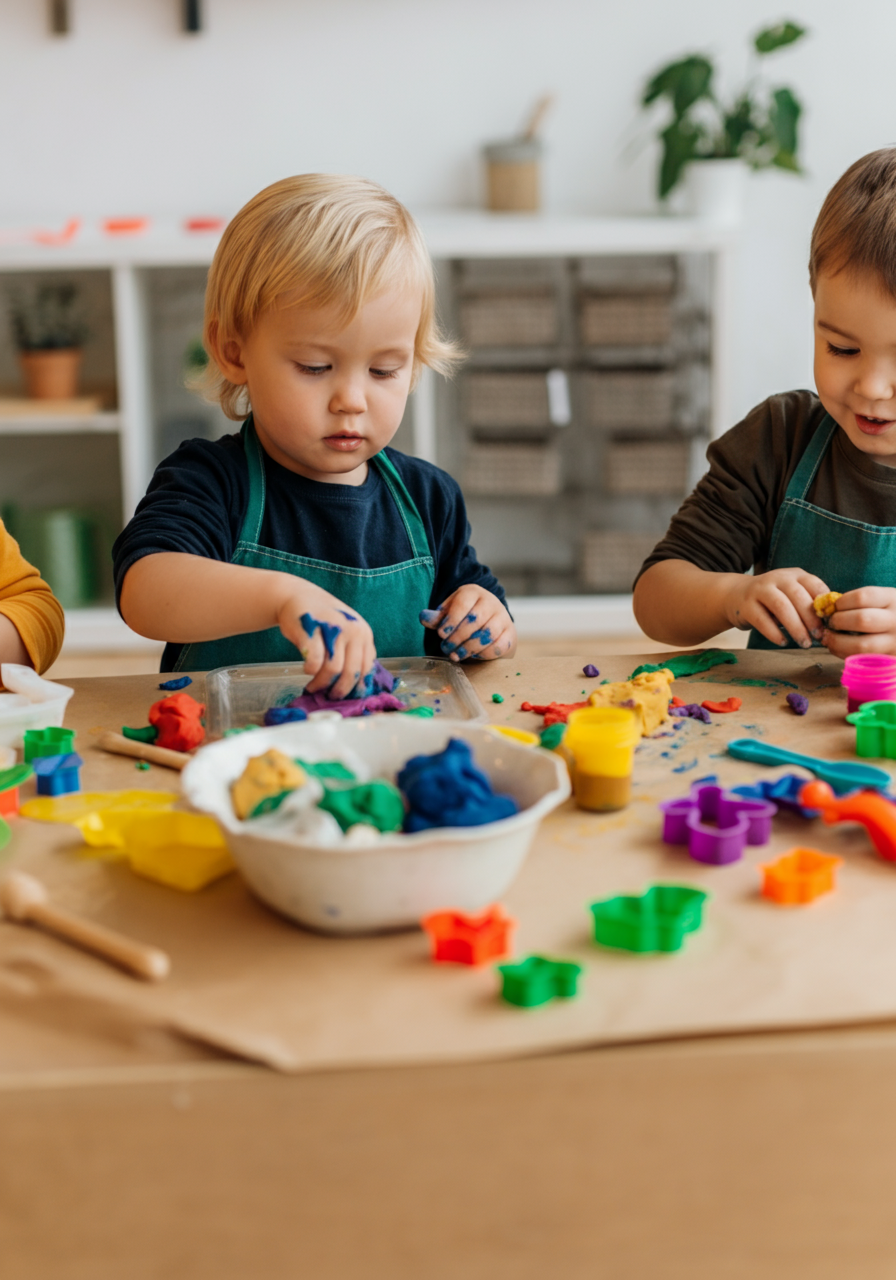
[1,0,894,421]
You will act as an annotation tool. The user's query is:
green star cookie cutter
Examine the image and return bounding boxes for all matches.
[497,955,583,1007]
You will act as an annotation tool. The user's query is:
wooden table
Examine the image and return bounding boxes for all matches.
[4,654,896,1280]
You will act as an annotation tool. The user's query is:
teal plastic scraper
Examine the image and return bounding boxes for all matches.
[726,738,891,794]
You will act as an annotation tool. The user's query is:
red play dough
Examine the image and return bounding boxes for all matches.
[148,692,206,752]
[701,697,742,713]
[520,699,589,726]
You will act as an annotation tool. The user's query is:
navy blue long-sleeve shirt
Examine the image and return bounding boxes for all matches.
[113,431,506,669]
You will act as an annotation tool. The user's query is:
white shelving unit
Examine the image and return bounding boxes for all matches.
[0,213,736,649]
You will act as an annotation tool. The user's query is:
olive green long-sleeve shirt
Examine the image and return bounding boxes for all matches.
[637,390,896,584]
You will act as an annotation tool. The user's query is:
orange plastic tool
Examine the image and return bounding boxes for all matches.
[760,847,843,905]
[421,905,515,966]
[798,780,896,862]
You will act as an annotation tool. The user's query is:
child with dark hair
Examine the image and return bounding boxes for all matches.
[635,148,896,657]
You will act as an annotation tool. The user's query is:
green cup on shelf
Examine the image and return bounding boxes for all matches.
[7,506,99,608]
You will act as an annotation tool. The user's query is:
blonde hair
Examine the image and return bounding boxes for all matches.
[196,174,462,420]
[810,148,896,297]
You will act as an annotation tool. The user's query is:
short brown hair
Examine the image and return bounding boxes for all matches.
[196,174,462,420]
[810,148,896,297]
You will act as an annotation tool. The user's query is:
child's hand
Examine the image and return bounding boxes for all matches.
[420,587,516,662]
[822,587,896,657]
[276,583,376,699]
[723,568,829,649]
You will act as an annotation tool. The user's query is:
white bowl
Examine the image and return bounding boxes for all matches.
[181,718,571,934]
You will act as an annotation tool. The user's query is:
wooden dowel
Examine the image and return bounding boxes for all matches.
[0,872,170,981]
[96,731,190,771]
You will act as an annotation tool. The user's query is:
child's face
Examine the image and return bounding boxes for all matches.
[814,269,896,467]
[220,286,421,484]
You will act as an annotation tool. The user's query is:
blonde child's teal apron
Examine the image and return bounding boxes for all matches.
[749,414,896,649]
[173,420,435,671]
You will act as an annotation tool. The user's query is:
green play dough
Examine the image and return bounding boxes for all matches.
[629,649,739,680]
[249,790,294,819]
[402,706,435,717]
[122,725,158,743]
[295,759,357,783]
[539,723,566,750]
[318,781,405,833]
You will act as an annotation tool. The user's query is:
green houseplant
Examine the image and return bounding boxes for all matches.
[642,20,808,201]
[9,282,87,400]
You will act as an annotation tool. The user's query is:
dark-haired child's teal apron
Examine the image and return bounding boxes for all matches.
[173,420,435,671]
[749,414,896,648]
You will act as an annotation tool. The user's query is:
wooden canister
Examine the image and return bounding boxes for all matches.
[483,138,542,212]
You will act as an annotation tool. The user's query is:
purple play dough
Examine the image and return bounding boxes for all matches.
[669,704,712,724]
[786,692,809,715]
[583,664,599,678]
[286,690,407,718]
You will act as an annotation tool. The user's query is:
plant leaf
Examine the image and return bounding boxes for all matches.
[642,55,713,118]
[723,93,760,156]
[771,149,802,173]
[754,21,807,54]
[658,118,703,198]
[769,86,801,155]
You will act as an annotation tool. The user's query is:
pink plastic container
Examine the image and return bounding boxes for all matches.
[841,654,896,713]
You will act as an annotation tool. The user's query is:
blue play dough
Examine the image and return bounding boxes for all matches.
[338,609,358,622]
[397,737,518,832]
[263,706,309,725]
[419,608,443,626]
[469,627,492,647]
[159,676,192,691]
[300,613,341,658]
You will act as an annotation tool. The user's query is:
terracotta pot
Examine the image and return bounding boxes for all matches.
[19,348,83,400]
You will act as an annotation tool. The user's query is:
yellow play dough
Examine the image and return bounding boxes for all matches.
[231,749,307,820]
[587,669,674,736]
[813,591,842,619]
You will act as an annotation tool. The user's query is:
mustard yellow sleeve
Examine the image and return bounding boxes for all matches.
[0,521,65,673]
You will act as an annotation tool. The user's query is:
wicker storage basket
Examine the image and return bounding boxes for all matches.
[465,372,552,428]
[580,294,673,346]
[605,439,690,495]
[464,442,562,496]
[584,370,675,430]
[581,531,659,592]
[459,293,558,347]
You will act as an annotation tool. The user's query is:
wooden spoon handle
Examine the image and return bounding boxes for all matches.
[96,730,190,771]
[30,901,170,981]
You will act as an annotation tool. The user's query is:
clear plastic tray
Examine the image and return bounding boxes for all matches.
[204,657,487,738]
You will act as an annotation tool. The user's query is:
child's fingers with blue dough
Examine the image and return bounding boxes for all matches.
[419,606,447,631]
[467,618,514,660]
[438,609,485,661]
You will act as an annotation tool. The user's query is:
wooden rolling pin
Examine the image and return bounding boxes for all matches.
[0,871,170,981]
[96,730,190,771]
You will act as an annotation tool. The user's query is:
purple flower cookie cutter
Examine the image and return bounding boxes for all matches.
[659,781,776,866]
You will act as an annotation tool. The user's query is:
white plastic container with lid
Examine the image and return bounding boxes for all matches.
[0,663,74,749]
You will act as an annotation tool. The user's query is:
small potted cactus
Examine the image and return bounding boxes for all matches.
[9,282,87,400]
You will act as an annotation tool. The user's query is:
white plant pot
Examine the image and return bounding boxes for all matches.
[681,158,747,224]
